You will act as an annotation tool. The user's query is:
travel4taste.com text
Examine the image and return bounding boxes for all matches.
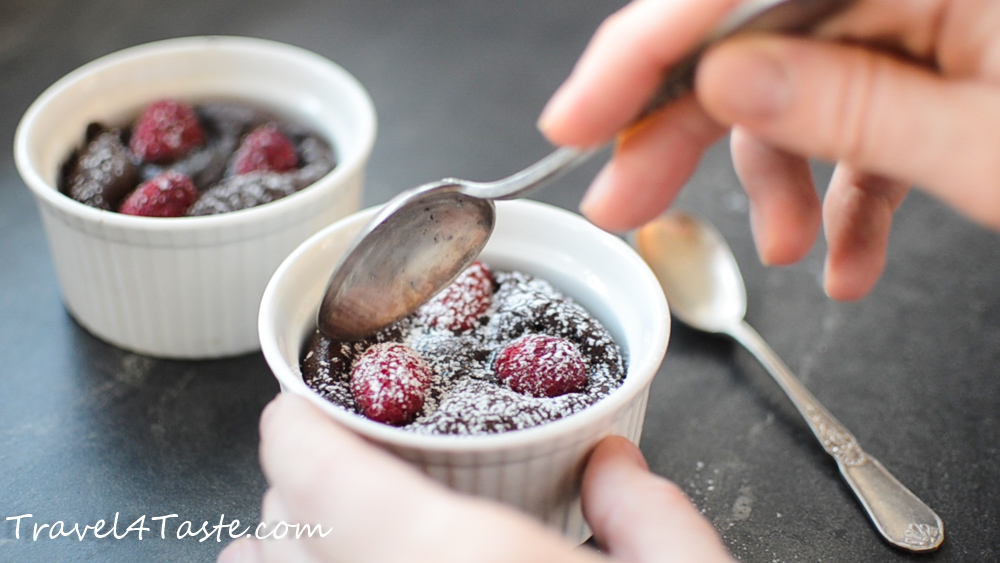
[4,513,331,542]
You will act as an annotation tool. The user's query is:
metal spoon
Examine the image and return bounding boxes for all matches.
[633,211,944,553]
[318,0,857,340]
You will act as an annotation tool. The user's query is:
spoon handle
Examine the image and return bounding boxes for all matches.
[726,319,944,552]
[453,146,597,200]
[456,0,860,202]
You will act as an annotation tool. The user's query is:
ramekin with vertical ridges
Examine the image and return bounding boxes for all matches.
[15,36,376,358]
[259,200,670,542]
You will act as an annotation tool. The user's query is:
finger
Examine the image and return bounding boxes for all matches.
[259,394,598,563]
[816,0,1000,81]
[730,127,820,265]
[259,394,446,562]
[822,164,909,301]
[258,488,286,530]
[216,489,284,563]
[579,95,726,232]
[217,537,262,563]
[582,436,734,563]
[934,0,1000,81]
[255,490,325,563]
[539,0,742,147]
[696,35,1000,231]
[814,0,943,64]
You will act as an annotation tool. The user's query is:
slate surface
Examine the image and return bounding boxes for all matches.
[1,1,997,560]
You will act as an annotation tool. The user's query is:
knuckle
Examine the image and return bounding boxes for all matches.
[854,172,909,212]
[831,51,885,164]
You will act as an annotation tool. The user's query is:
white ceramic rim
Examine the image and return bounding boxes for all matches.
[13,35,377,233]
[260,200,670,453]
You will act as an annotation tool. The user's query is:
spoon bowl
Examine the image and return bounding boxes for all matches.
[634,211,944,552]
[319,181,494,340]
[634,212,747,333]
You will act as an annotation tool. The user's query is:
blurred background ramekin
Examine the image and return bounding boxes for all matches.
[259,199,670,542]
[14,36,376,359]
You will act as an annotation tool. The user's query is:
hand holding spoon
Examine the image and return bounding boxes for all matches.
[318,0,857,340]
[633,211,944,552]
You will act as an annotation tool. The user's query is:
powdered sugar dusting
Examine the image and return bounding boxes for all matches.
[416,261,493,332]
[302,267,625,435]
[130,100,205,163]
[351,342,433,425]
[494,334,587,397]
[63,129,138,210]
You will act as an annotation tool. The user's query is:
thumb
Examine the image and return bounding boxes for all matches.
[696,35,1000,231]
[581,437,734,563]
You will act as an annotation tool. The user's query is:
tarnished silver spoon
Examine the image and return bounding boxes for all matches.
[634,211,944,552]
[319,0,857,340]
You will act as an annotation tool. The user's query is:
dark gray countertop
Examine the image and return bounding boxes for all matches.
[2,1,998,561]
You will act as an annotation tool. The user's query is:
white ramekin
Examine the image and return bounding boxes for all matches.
[259,200,671,542]
[14,36,376,359]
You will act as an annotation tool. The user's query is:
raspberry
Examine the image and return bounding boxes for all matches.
[351,343,433,425]
[129,100,205,163]
[417,261,493,332]
[118,171,199,217]
[494,334,587,398]
[230,123,299,175]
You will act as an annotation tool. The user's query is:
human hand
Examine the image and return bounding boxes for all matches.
[217,393,734,563]
[538,0,1000,300]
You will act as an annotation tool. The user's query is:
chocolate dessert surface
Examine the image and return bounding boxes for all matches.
[60,99,336,217]
[301,262,626,436]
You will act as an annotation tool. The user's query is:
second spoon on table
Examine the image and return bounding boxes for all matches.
[633,211,944,553]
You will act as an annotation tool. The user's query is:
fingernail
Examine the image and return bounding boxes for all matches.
[538,80,574,135]
[822,250,841,295]
[747,203,773,265]
[579,161,615,219]
[705,43,791,119]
